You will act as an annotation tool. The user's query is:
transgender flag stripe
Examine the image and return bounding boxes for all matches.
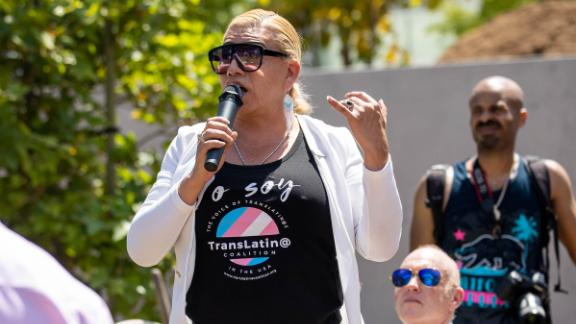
[260,221,279,236]
[232,257,268,266]
[221,208,262,237]
[232,258,251,266]
[216,207,248,237]
[240,212,274,237]
[248,257,268,266]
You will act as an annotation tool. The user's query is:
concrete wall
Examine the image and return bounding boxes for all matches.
[119,58,576,323]
[300,58,576,324]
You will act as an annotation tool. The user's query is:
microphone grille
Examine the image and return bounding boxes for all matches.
[223,84,244,98]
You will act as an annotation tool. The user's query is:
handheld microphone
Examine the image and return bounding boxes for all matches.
[204,85,244,172]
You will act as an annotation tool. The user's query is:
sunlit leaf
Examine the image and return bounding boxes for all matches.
[328,7,342,21]
[0,0,228,321]
[409,0,422,7]
[377,16,391,33]
[386,46,398,64]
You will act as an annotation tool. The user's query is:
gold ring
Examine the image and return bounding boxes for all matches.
[198,132,206,143]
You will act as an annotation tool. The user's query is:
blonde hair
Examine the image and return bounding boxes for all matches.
[225,9,312,114]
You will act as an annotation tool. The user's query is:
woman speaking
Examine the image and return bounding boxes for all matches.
[127,8,403,324]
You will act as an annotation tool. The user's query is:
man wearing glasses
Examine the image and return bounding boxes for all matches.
[392,245,464,324]
[411,76,576,323]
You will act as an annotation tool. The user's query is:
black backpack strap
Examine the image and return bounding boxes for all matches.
[425,164,449,244]
[524,156,567,293]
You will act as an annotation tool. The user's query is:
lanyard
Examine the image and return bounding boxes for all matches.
[471,158,511,236]
[471,158,494,204]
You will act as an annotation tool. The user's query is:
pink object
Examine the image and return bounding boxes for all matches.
[0,223,114,324]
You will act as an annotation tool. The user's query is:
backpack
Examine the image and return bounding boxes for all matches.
[425,156,566,293]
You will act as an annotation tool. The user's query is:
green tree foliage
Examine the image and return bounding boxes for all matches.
[0,0,432,320]
[429,0,537,37]
[266,0,413,67]
[0,0,239,320]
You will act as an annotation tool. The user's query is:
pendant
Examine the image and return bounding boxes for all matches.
[492,207,502,237]
[493,206,501,222]
[492,222,502,238]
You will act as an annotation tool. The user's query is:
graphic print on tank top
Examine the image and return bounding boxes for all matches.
[187,130,343,324]
[204,190,293,280]
[441,160,545,320]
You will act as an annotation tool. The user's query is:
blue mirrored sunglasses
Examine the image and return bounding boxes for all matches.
[391,268,441,287]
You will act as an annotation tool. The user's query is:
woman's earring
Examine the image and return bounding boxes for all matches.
[283,94,294,112]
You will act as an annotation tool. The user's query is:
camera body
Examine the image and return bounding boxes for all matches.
[496,270,549,324]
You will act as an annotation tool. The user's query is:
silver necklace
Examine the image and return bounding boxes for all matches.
[492,154,519,222]
[233,127,292,166]
[492,179,509,223]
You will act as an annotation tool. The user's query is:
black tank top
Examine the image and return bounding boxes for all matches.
[441,159,547,324]
[186,129,343,324]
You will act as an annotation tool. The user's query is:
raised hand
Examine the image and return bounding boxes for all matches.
[327,92,389,170]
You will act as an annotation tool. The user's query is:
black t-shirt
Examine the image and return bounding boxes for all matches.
[186,129,343,324]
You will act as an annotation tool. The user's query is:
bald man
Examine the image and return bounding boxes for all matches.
[393,245,464,324]
[410,76,576,323]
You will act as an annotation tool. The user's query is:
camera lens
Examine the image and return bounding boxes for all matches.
[495,270,525,300]
[519,293,546,324]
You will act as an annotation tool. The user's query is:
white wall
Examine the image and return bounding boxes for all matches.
[300,58,576,324]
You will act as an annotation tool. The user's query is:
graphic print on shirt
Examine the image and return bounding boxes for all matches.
[453,212,539,309]
[203,179,299,281]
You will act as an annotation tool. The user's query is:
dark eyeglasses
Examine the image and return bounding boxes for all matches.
[208,43,289,74]
[391,268,442,287]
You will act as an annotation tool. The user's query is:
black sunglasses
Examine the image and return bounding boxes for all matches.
[391,268,442,287]
[208,43,289,74]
